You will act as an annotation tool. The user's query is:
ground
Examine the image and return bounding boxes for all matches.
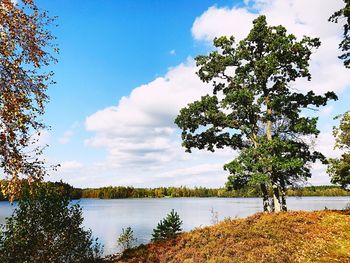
[110,209,350,263]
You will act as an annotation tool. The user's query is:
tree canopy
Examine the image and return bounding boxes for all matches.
[328,110,350,189]
[0,0,57,199]
[329,0,350,68]
[175,15,337,212]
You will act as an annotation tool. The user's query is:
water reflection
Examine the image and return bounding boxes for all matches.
[0,197,349,255]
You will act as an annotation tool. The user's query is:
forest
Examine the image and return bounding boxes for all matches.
[1,180,348,200]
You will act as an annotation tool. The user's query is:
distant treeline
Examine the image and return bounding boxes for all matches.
[80,185,350,199]
[0,181,349,201]
[0,180,82,201]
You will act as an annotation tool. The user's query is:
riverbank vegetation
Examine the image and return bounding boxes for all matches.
[114,209,350,263]
[80,185,350,199]
[1,181,349,201]
[0,183,102,263]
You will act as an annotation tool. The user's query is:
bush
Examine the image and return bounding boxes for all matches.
[117,227,137,251]
[0,184,102,263]
[152,209,183,241]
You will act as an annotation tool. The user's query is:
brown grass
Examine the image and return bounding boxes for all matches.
[113,210,350,263]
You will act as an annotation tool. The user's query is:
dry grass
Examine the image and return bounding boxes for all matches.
[112,210,350,263]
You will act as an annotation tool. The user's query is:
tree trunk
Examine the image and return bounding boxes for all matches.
[265,97,281,211]
[280,177,287,211]
[272,181,281,212]
[260,183,271,212]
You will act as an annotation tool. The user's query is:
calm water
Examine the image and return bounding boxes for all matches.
[0,196,349,255]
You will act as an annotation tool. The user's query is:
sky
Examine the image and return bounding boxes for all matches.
[33,0,350,188]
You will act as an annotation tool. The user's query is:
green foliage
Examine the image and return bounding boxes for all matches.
[0,184,102,263]
[328,110,350,189]
[329,0,350,68]
[175,15,337,211]
[79,185,350,199]
[152,209,183,241]
[0,180,82,201]
[287,185,350,196]
[117,227,137,251]
[81,186,223,199]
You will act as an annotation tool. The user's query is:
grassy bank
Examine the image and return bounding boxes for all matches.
[114,210,350,263]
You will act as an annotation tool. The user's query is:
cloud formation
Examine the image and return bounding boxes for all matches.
[58,122,79,144]
[85,59,213,169]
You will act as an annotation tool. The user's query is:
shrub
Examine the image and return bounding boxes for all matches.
[0,184,102,263]
[117,227,137,251]
[152,209,183,241]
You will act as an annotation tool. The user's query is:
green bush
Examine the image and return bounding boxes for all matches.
[117,227,137,251]
[0,184,102,263]
[152,209,183,241]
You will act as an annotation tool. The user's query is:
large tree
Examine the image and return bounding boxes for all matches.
[328,110,350,189]
[0,0,56,199]
[329,0,350,68]
[175,16,337,212]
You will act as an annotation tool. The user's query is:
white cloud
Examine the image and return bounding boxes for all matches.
[58,130,74,144]
[308,132,343,185]
[314,132,342,159]
[158,163,223,178]
[170,49,176,55]
[85,58,215,169]
[320,106,334,117]
[192,6,257,42]
[59,161,84,171]
[58,122,79,144]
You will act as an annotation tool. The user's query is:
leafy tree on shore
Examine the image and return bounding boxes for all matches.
[328,110,350,189]
[329,0,350,68]
[152,210,183,241]
[175,15,337,212]
[0,0,57,200]
[0,183,102,263]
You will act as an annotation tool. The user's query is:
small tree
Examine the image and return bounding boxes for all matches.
[329,0,350,68]
[0,184,102,263]
[152,209,183,241]
[175,15,337,212]
[117,227,137,251]
[328,110,350,189]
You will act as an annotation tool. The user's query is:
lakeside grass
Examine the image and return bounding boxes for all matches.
[112,209,350,263]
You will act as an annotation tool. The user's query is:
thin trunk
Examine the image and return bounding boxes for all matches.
[260,183,271,212]
[271,195,275,212]
[272,180,281,212]
[280,176,287,211]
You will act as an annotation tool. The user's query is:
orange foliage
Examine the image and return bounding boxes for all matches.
[0,0,57,200]
[114,210,350,263]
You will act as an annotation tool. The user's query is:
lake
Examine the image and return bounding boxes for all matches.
[0,196,349,255]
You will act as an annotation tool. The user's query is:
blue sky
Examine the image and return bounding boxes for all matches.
[35,0,350,188]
